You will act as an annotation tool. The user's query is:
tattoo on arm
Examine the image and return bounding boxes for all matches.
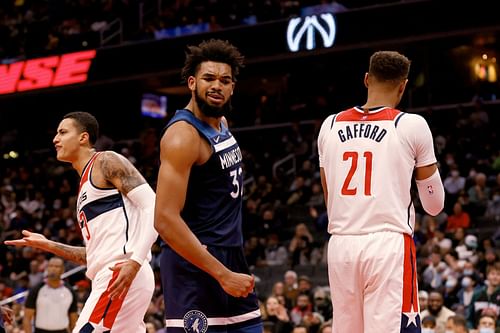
[51,243,87,265]
[100,152,146,193]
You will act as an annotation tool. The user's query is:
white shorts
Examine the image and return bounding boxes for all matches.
[327,231,420,333]
[73,261,154,333]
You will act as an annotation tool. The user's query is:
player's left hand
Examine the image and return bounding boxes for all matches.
[107,260,141,300]
[218,270,255,298]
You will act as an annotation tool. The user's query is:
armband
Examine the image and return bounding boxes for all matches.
[416,169,445,216]
[127,183,155,209]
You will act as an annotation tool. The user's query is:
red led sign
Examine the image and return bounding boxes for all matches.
[0,50,96,95]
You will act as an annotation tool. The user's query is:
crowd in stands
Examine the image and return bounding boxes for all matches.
[0,0,416,62]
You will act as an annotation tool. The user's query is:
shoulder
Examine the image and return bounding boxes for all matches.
[32,282,44,292]
[319,114,338,132]
[93,150,143,189]
[97,150,124,162]
[94,151,132,174]
[396,112,433,142]
[63,282,77,294]
[27,282,44,298]
[322,113,337,126]
[161,121,201,147]
[396,112,429,128]
[160,121,203,164]
[318,114,337,141]
[95,151,131,168]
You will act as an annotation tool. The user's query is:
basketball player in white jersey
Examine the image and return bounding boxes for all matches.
[318,51,445,333]
[6,112,158,333]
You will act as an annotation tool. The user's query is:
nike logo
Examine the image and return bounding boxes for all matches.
[214,136,220,143]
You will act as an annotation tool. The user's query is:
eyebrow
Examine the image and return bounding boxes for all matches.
[201,73,232,79]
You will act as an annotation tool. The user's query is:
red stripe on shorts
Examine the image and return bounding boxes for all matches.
[401,234,418,312]
[88,265,130,329]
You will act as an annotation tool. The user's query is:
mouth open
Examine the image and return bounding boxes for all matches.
[207,93,224,103]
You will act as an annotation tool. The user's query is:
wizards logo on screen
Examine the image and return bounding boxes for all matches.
[0,50,96,94]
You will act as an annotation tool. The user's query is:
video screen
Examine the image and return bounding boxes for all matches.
[141,93,167,118]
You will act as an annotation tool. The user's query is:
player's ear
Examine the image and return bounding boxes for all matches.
[80,132,90,145]
[364,73,369,88]
[188,76,196,91]
[399,78,408,94]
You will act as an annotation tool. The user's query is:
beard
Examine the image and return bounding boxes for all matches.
[195,88,232,118]
[428,307,439,316]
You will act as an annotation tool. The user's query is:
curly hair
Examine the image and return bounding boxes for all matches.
[181,39,245,83]
[368,51,410,84]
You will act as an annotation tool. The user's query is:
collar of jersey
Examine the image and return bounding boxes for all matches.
[353,106,391,114]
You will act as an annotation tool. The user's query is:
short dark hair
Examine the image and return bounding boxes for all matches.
[63,111,99,145]
[181,39,244,82]
[479,308,498,322]
[292,324,309,333]
[368,51,410,84]
[448,315,468,329]
[422,315,436,326]
[487,262,500,275]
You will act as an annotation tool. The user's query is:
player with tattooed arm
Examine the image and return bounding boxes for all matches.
[6,111,158,333]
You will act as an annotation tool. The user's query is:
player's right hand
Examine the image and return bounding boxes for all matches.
[1,305,14,324]
[4,230,49,250]
[219,271,255,298]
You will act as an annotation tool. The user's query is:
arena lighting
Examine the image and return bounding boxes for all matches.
[2,151,19,159]
[0,49,96,95]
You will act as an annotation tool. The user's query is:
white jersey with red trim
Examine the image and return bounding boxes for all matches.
[76,152,152,280]
[318,106,437,235]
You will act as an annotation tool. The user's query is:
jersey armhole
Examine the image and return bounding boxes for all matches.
[330,113,338,129]
[394,112,406,127]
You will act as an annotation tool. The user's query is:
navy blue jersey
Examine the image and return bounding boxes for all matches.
[164,109,243,246]
[161,110,261,332]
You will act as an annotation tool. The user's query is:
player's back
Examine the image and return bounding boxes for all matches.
[319,106,419,235]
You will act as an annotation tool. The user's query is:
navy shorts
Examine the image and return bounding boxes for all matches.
[160,245,262,333]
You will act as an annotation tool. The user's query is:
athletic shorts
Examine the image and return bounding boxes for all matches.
[161,245,262,333]
[74,261,154,333]
[327,232,421,333]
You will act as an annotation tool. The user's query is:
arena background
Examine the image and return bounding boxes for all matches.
[1,0,500,332]
[1,0,499,148]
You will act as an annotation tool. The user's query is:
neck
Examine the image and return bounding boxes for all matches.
[47,279,61,288]
[185,100,222,131]
[73,148,97,176]
[487,284,497,294]
[363,89,399,110]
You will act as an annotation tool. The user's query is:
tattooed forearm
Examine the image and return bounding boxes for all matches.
[50,243,87,265]
[100,151,146,193]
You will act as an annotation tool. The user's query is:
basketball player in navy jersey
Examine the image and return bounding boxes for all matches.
[154,39,262,333]
[6,112,158,332]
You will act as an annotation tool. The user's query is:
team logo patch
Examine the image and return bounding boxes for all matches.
[183,310,208,333]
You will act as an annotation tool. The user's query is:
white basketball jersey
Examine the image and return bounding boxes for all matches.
[76,153,151,279]
[318,107,437,235]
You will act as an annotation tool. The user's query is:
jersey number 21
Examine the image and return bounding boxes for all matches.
[342,151,373,196]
